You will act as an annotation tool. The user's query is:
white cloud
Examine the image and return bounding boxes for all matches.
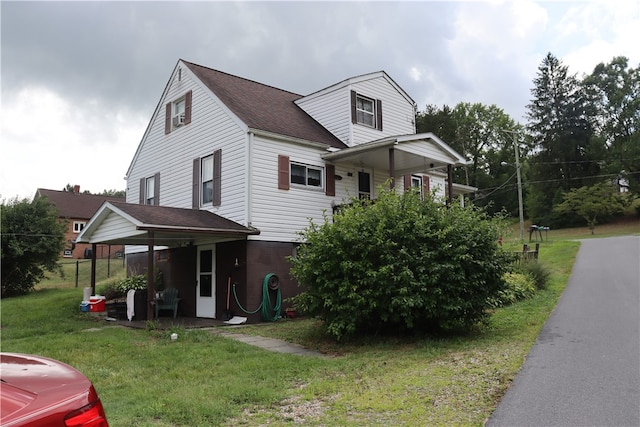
[0,87,145,200]
[554,0,640,76]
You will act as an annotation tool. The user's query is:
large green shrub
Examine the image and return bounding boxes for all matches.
[289,188,514,340]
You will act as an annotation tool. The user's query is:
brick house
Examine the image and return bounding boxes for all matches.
[35,186,125,259]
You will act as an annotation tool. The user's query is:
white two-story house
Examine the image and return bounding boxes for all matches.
[77,59,472,322]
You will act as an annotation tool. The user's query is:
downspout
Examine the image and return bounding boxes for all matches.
[146,231,155,321]
[246,132,253,228]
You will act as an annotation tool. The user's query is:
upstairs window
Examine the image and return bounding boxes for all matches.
[172,98,186,128]
[73,221,86,233]
[165,90,192,134]
[351,90,383,130]
[201,155,214,204]
[192,150,221,208]
[356,95,376,127]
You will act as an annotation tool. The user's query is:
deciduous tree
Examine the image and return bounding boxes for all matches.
[1,197,66,297]
[553,182,633,234]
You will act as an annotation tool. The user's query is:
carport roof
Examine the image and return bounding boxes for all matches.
[76,201,259,246]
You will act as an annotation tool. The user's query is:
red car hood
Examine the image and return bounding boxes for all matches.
[1,353,98,426]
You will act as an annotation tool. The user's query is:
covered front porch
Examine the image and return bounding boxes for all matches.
[323,132,473,203]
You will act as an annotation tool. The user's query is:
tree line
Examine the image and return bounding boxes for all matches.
[417,53,639,227]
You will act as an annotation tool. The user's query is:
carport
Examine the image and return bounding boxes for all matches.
[75,201,259,321]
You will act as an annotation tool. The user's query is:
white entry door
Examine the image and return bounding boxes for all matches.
[196,245,216,318]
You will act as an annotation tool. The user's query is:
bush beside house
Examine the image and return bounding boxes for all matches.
[289,188,514,340]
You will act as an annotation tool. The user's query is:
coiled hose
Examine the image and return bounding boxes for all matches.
[232,273,282,321]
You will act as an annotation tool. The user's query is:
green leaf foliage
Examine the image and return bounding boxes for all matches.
[489,272,537,308]
[1,197,66,297]
[553,182,634,234]
[289,188,514,340]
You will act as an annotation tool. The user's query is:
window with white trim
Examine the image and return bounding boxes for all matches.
[73,221,86,233]
[145,176,155,205]
[411,175,423,200]
[291,162,324,189]
[356,94,376,127]
[172,97,186,129]
[201,154,214,204]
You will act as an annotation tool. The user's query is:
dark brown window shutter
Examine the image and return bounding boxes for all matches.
[165,103,171,134]
[184,90,192,125]
[423,175,430,196]
[192,158,200,209]
[325,164,335,196]
[376,99,383,130]
[350,90,357,124]
[154,172,160,205]
[213,149,221,206]
[139,178,145,204]
[403,175,411,191]
[278,155,290,190]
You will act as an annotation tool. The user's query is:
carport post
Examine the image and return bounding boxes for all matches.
[147,231,155,321]
[388,148,395,189]
[90,243,97,295]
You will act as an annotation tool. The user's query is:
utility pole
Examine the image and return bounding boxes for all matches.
[504,130,524,242]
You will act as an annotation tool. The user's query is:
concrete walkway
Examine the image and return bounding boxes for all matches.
[207,329,329,358]
[488,236,640,426]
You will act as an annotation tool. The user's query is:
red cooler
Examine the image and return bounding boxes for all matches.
[89,296,106,312]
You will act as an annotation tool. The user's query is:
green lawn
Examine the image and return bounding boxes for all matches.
[2,220,637,425]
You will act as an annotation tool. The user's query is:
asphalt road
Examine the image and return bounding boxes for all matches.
[488,235,640,427]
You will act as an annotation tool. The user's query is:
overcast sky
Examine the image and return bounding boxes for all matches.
[1,0,638,200]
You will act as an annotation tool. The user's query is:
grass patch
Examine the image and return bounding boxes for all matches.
[0,235,596,425]
[38,257,126,290]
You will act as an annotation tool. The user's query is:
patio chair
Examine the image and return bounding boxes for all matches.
[155,287,181,318]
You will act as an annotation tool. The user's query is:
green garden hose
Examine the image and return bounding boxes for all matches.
[232,273,282,321]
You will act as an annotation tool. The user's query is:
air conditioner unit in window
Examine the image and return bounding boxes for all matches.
[172,113,185,127]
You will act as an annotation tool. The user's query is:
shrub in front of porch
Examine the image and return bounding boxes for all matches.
[289,188,513,340]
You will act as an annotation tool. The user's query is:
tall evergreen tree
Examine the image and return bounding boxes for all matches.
[525,53,597,226]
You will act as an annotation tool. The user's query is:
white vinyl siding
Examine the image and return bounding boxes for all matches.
[295,87,351,145]
[250,136,337,242]
[126,65,248,225]
[296,72,415,148]
[91,212,146,243]
[350,77,414,146]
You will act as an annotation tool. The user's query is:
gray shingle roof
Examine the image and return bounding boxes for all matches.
[109,201,258,235]
[182,61,347,149]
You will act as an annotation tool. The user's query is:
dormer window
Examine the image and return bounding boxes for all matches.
[356,95,375,127]
[351,90,383,130]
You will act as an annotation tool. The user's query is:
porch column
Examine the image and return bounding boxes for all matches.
[447,164,454,205]
[90,243,97,295]
[147,231,156,321]
[388,148,396,190]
